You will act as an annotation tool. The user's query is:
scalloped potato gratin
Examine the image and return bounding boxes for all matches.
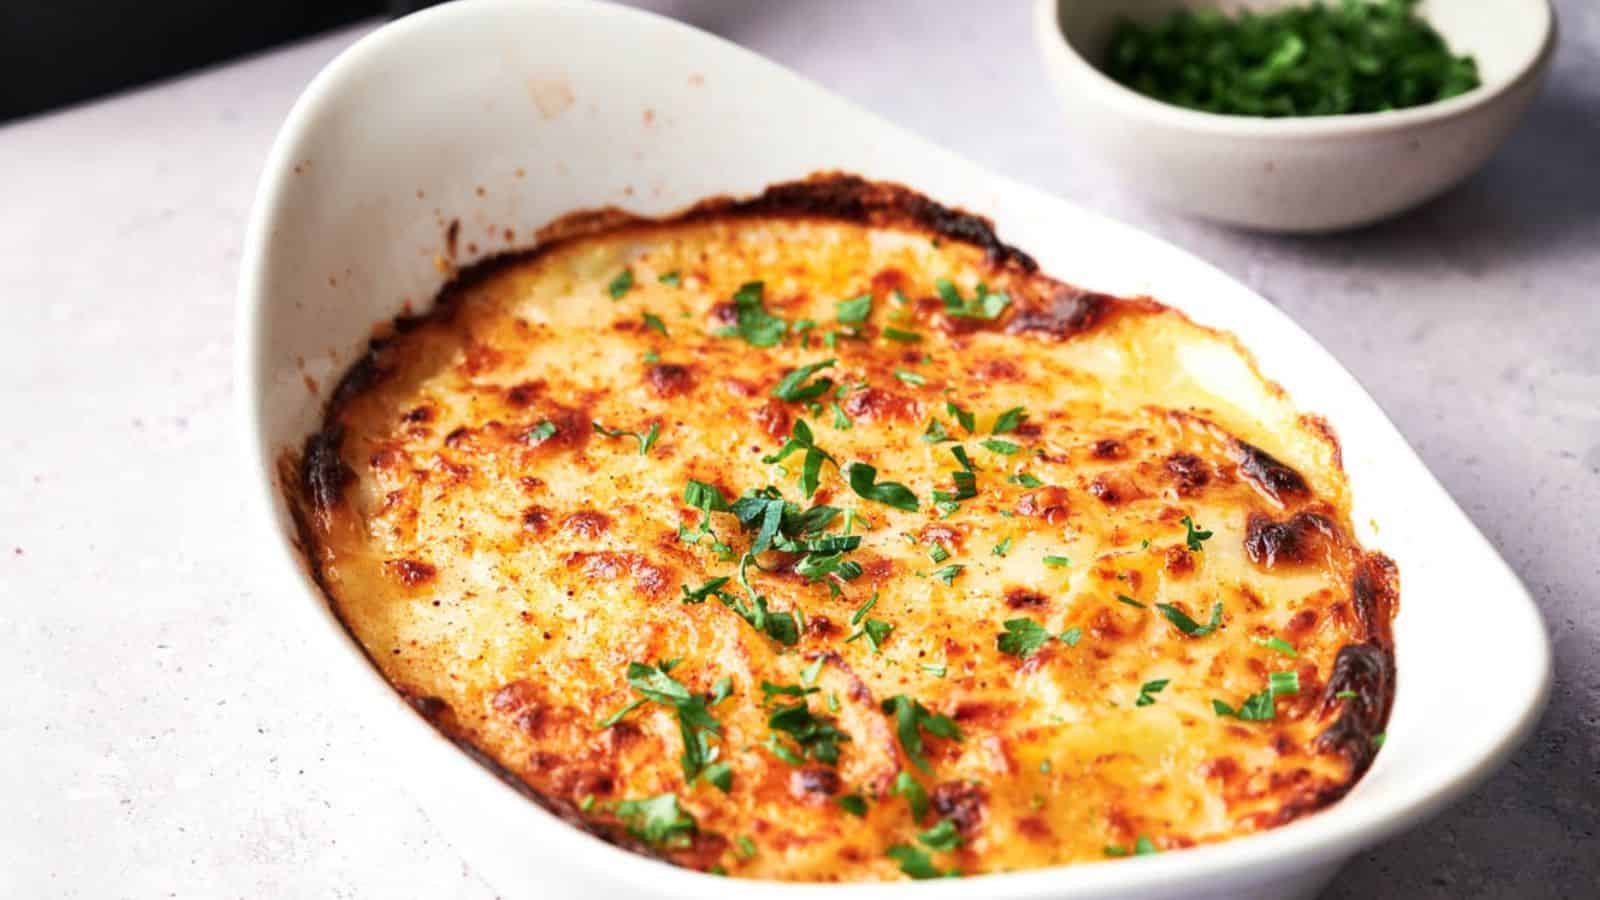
[289,175,1395,881]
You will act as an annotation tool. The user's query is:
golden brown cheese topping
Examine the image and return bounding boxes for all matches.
[292,175,1396,882]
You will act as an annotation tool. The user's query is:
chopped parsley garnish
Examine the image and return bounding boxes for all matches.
[928,542,951,563]
[1008,472,1044,488]
[894,368,927,386]
[766,696,851,765]
[997,618,1053,659]
[761,680,819,702]
[1042,555,1071,568]
[658,270,681,287]
[617,660,728,783]
[679,479,732,556]
[1181,514,1213,550]
[1213,670,1300,721]
[922,662,948,677]
[883,327,923,343]
[642,349,660,363]
[1156,601,1223,636]
[835,294,872,323]
[918,818,963,851]
[680,576,732,605]
[1336,689,1358,700]
[1371,731,1388,748]
[944,401,976,433]
[893,770,930,820]
[1060,627,1083,646]
[642,311,668,336]
[1135,678,1170,707]
[846,462,919,512]
[703,761,733,793]
[607,268,634,300]
[579,794,596,812]
[929,564,964,585]
[992,536,1013,557]
[886,844,957,879]
[1103,0,1481,119]
[592,419,660,456]
[850,593,878,626]
[800,656,826,686]
[1116,593,1145,608]
[830,402,852,430]
[846,617,894,653]
[921,418,953,444]
[762,419,836,498]
[613,793,695,848]
[734,835,756,859]
[1252,635,1299,657]
[771,358,837,402]
[719,281,787,347]
[1105,836,1159,858]
[991,406,1027,435]
[881,694,962,773]
[935,277,1011,320]
[980,438,1020,455]
[526,420,557,443]
[836,793,868,817]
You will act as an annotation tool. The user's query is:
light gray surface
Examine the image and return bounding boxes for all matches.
[0,1,1593,897]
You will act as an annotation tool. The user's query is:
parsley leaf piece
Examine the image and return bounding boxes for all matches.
[642,312,668,336]
[1134,836,1159,856]
[771,358,838,402]
[703,761,733,793]
[845,618,894,653]
[846,462,919,512]
[1156,601,1223,636]
[930,564,964,585]
[761,419,836,498]
[592,420,660,456]
[1060,627,1083,647]
[922,662,948,677]
[1252,635,1299,657]
[944,401,976,433]
[893,770,930,820]
[724,281,787,347]
[830,402,853,430]
[595,697,647,729]
[881,694,962,773]
[658,270,681,287]
[836,793,868,817]
[1214,669,1300,721]
[992,536,1013,557]
[980,438,1020,455]
[935,277,1011,320]
[680,576,732,605]
[918,819,962,851]
[767,699,851,765]
[613,793,696,848]
[991,406,1026,435]
[1008,472,1044,488]
[894,368,927,386]
[850,593,878,626]
[836,294,872,323]
[1181,514,1213,551]
[526,420,557,443]
[1116,594,1146,609]
[1336,689,1358,701]
[1043,555,1071,568]
[928,542,951,563]
[997,618,1053,659]
[887,844,957,880]
[883,327,923,344]
[1135,678,1170,707]
[922,418,953,444]
[607,268,634,300]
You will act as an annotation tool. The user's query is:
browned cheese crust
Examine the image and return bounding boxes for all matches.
[288,174,1397,881]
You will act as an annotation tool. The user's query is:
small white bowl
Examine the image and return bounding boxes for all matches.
[1033,0,1557,232]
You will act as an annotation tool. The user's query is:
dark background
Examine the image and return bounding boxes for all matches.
[0,0,446,123]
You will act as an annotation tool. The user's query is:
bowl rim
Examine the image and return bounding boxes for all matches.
[1031,0,1558,139]
[235,1,1555,895]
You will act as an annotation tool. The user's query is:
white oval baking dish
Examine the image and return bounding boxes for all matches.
[235,1,1551,897]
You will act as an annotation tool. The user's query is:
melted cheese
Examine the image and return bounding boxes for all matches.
[295,185,1396,882]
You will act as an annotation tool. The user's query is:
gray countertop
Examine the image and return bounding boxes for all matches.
[1,1,1594,897]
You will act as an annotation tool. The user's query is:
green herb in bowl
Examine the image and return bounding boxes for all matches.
[1103,0,1481,117]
